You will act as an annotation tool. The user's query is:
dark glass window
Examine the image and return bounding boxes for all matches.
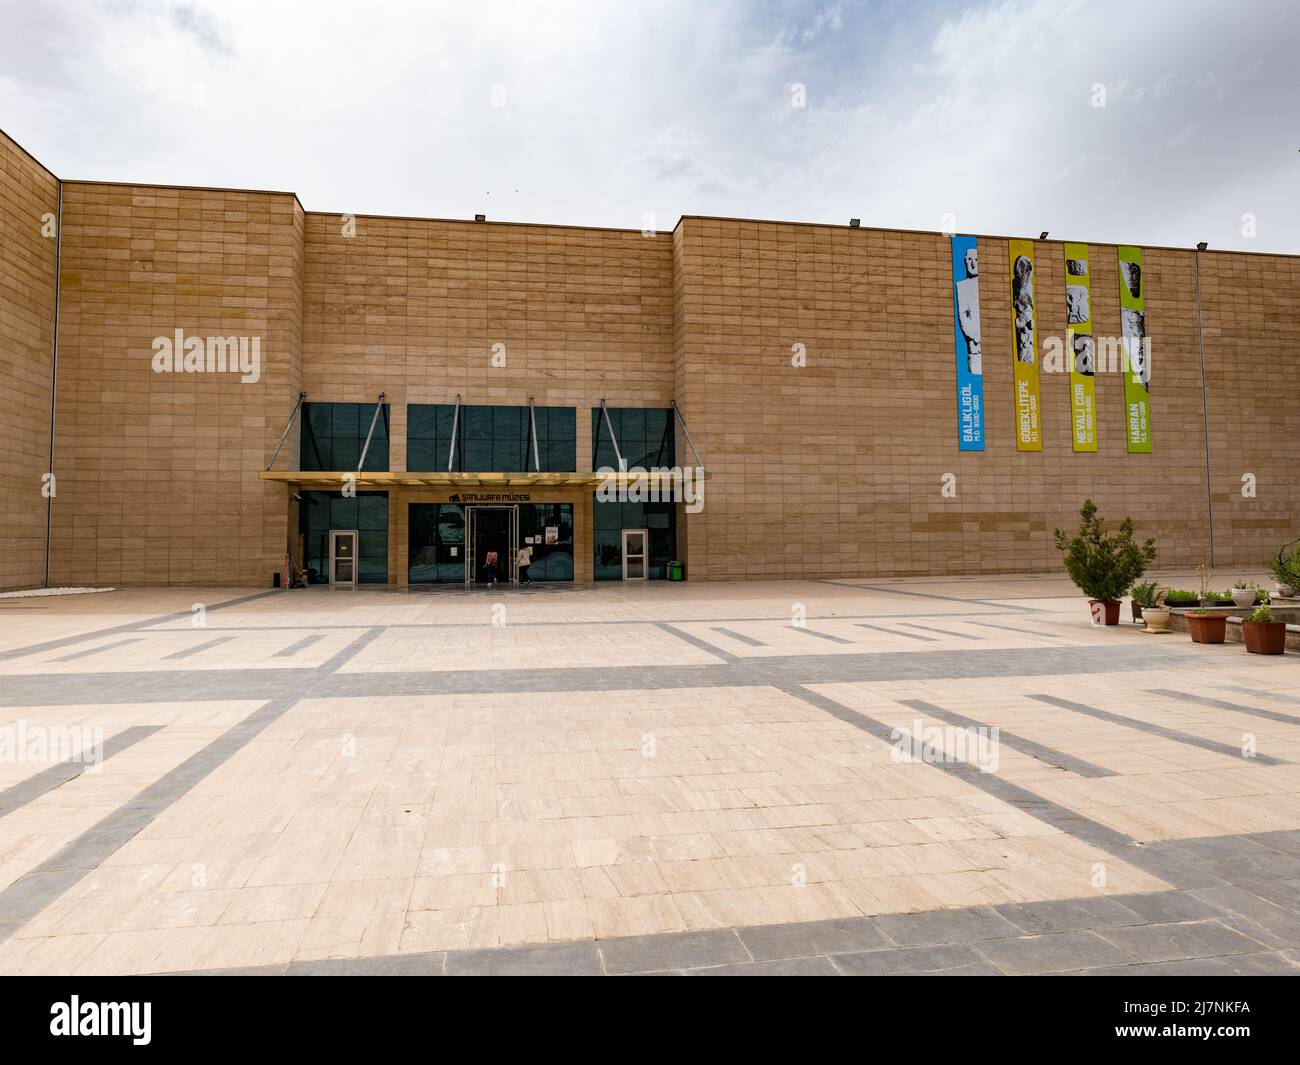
[518,504,574,582]
[407,404,575,472]
[592,497,676,581]
[301,402,390,472]
[298,491,388,584]
[408,503,466,584]
[592,407,674,471]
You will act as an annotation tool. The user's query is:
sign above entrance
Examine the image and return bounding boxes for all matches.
[449,492,533,503]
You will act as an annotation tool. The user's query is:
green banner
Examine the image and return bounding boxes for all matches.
[1117,246,1151,452]
[1064,243,1096,451]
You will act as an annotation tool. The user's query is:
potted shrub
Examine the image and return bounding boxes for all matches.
[1054,500,1157,625]
[1186,564,1230,644]
[1165,589,1198,609]
[1130,580,1159,623]
[1231,581,1258,609]
[1266,538,1300,597]
[1242,595,1287,655]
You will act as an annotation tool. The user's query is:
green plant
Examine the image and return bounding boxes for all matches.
[1165,589,1198,604]
[1130,580,1159,607]
[1233,579,1255,590]
[1249,591,1276,623]
[1265,538,1300,587]
[1054,500,1158,603]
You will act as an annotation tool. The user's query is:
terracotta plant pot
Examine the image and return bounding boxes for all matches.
[1187,612,1229,644]
[1242,619,1287,655]
[1089,600,1121,626]
[1141,607,1172,634]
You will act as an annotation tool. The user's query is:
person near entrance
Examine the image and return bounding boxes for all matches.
[516,543,533,584]
[484,549,499,586]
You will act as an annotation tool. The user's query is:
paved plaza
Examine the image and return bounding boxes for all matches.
[1,575,1299,975]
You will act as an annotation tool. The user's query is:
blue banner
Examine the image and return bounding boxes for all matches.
[951,236,985,450]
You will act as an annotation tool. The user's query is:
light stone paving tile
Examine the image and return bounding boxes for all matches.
[338,623,723,673]
[0,630,362,675]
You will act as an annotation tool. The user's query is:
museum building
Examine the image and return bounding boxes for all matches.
[3,127,1298,591]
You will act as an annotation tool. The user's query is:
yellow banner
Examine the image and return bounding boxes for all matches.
[1008,239,1041,450]
[1117,246,1152,452]
[1064,243,1097,451]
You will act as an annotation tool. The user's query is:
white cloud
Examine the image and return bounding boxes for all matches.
[0,0,1295,251]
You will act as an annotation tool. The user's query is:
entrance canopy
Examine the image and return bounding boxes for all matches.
[258,470,707,490]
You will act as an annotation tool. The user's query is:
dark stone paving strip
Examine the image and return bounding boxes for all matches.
[51,637,143,663]
[0,644,1205,707]
[163,636,237,661]
[857,621,934,641]
[0,590,281,663]
[0,726,163,819]
[687,956,841,976]
[653,623,737,661]
[1219,686,1300,707]
[897,698,1116,778]
[273,634,324,658]
[317,627,385,673]
[132,609,1039,633]
[832,582,1042,614]
[790,626,853,645]
[1030,693,1284,766]
[901,623,982,641]
[447,941,601,976]
[1151,689,1300,726]
[711,627,766,648]
[831,944,999,975]
[961,620,1062,638]
[0,696,299,945]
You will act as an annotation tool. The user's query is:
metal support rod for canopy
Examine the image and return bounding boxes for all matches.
[447,393,461,472]
[599,398,626,472]
[528,396,541,472]
[265,392,307,471]
[671,400,706,472]
[357,391,386,471]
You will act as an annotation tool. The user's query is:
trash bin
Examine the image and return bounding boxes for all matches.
[667,561,684,581]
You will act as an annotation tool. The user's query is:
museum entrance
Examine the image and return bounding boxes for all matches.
[407,502,575,586]
[465,505,517,588]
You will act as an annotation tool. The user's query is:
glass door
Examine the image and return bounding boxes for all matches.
[464,509,476,588]
[465,506,518,587]
[329,529,358,589]
[621,527,648,581]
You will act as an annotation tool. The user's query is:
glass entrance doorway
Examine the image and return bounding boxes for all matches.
[408,502,574,585]
[465,506,518,588]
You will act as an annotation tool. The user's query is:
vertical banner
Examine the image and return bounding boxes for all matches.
[1117,246,1152,452]
[1008,239,1042,450]
[950,236,985,450]
[1063,243,1097,451]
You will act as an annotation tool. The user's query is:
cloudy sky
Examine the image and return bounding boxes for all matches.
[2,0,1297,251]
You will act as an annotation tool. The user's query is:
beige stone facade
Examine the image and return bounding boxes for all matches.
[2,126,1297,589]
[0,134,58,589]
